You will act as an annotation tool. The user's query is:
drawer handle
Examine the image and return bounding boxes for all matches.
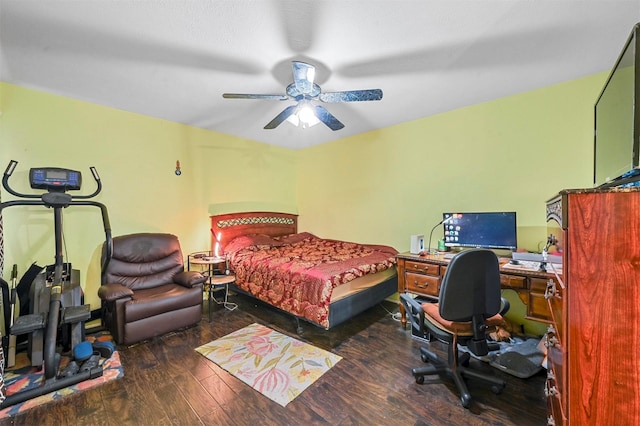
[545,335,559,348]
[414,280,428,289]
[546,325,556,336]
[544,280,558,299]
[544,382,560,398]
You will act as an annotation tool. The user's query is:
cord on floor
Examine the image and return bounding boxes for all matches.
[379,302,402,322]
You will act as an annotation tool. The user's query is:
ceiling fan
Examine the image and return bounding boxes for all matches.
[222,61,383,131]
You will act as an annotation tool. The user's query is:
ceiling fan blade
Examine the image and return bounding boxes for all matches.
[314,105,345,131]
[319,89,383,103]
[264,105,298,129]
[223,93,288,100]
[292,61,316,94]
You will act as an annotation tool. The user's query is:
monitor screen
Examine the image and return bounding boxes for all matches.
[442,212,517,251]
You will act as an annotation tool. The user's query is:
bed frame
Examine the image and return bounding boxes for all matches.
[210,211,397,331]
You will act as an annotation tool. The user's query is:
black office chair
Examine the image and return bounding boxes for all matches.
[400,248,510,408]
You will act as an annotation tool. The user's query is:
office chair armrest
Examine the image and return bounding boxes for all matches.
[499,297,510,316]
[399,293,426,335]
[98,283,134,302]
[174,270,207,288]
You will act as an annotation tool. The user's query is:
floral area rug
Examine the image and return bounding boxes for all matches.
[0,332,124,419]
[195,323,341,407]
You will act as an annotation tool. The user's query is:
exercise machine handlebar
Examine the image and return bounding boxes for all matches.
[0,160,113,272]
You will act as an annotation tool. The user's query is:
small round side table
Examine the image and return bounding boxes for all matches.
[188,254,237,322]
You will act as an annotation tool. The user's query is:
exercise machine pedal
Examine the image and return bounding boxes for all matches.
[10,312,46,367]
[61,304,91,350]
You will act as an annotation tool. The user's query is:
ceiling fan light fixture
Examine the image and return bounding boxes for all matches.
[286,112,300,127]
[286,102,320,128]
[298,103,320,128]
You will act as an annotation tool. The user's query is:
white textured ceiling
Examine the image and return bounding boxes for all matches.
[1,1,639,149]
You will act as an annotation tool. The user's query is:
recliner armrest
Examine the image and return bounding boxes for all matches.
[174,270,207,288]
[98,283,134,302]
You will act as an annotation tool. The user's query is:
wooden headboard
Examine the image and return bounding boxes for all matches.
[210,211,298,253]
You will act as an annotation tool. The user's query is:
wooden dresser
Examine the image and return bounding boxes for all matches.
[544,187,640,425]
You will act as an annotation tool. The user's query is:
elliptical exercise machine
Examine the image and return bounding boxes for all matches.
[0,160,112,408]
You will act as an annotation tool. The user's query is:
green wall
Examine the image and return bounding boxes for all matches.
[0,82,297,308]
[0,72,606,332]
[297,74,604,253]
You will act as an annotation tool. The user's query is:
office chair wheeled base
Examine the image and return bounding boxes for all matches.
[412,345,506,408]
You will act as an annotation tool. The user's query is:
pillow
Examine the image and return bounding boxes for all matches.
[224,234,281,254]
[274,232,317,245]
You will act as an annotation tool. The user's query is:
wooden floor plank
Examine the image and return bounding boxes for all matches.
[0,295,547,425]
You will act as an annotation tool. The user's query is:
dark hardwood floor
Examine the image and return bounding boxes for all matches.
[1,294,548,425]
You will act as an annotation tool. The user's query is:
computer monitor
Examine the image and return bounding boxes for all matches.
[594,22,640,188]
[442,212,517,251]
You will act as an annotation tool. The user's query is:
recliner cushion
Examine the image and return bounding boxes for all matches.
[125,283,202,323]
[104,233,185,292]
[422,302,504,336]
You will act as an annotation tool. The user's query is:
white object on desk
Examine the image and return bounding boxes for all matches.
[512,252,562,265]
[410,234,425,254]
[502,261,542,272]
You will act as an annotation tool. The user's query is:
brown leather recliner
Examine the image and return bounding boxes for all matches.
[98,233,206,345]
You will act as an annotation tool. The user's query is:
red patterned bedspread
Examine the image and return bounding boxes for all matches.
[225,232,398,328]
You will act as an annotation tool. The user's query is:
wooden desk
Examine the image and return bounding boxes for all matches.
[396,252,557,327]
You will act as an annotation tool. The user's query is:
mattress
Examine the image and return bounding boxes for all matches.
[225,231,398,328]
[330,267,397,303]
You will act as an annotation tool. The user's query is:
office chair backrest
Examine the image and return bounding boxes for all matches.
[438,248,502,322]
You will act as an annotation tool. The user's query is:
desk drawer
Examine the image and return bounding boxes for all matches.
[405,272,440,296]
[500,274,527,289]
[404,261,440,275]
[528,292,552,322]
[526,277,552,322]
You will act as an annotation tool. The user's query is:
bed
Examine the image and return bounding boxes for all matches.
[210,211,398,330]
